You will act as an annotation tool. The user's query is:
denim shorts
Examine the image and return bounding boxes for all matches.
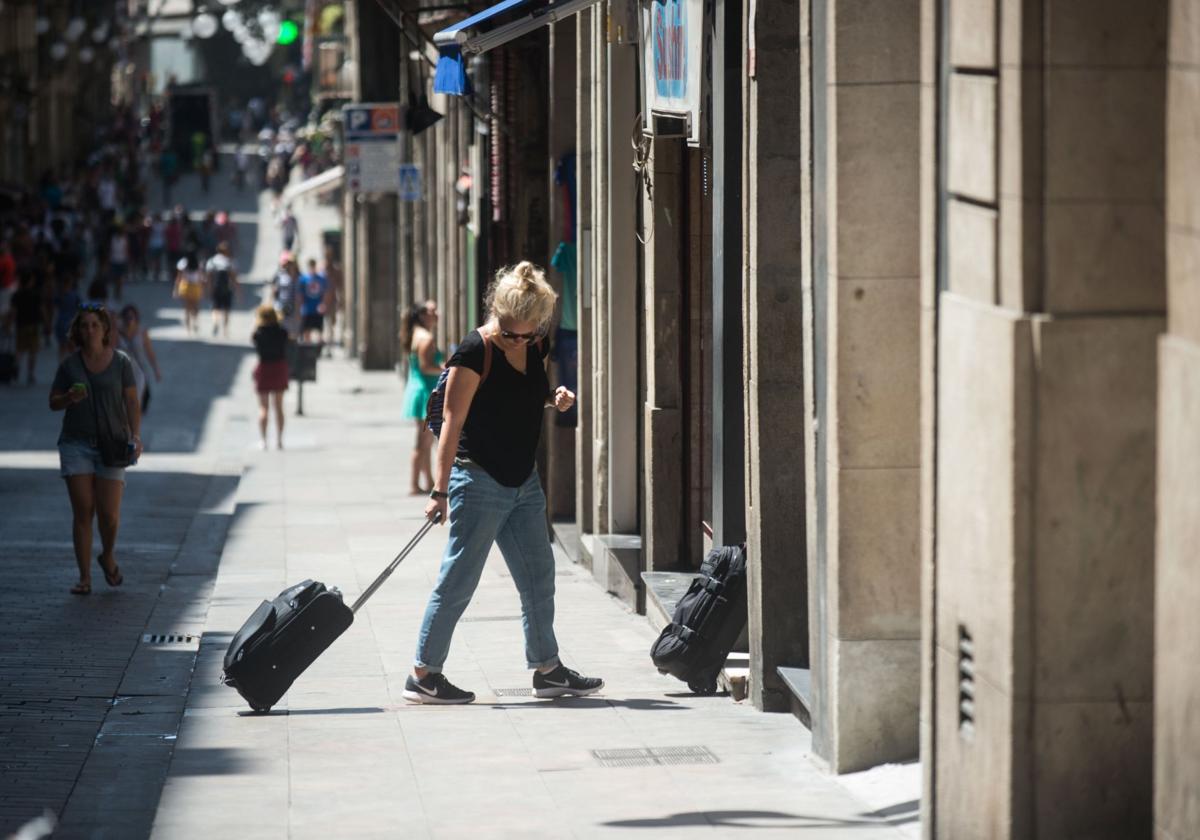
[58,440,126,483]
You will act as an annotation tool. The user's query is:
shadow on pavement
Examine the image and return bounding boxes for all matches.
[480,698,686,711]
[602,808,912,830]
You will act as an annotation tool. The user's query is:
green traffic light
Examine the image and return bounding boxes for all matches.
[277,20,299,45]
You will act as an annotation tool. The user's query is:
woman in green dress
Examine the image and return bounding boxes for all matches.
[401,300,445,494]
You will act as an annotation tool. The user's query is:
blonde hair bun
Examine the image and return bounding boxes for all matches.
[487,261,557,328]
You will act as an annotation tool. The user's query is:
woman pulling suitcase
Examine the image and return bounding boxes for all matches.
[405,262,604,704]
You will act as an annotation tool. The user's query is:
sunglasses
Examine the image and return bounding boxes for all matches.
[78,303,105,313]
[499,329,540,342]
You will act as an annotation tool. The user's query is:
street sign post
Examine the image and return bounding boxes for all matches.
[342,102,400,193]
[398,164,423,201]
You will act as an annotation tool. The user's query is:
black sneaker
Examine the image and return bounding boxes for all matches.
[402,672,476,705]
[532,665,604,698]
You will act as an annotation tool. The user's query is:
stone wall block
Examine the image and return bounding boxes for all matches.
[1169,0,1200,66]
[754,0,802,51]
[933,645,1026,839]
[998,196,1043,312]
[1155,336,1200,840]
[949,0,997,69]
[1031,316,1162,701]
[833,84,921,278]
[947,199,997,304]
[1167,227,1200,344]
[830,637,920,771]
[999,0,1044,67]
[1045,68,1165,202]
[1046,0,1167,66]
[948,74,998,204]
[999,65,1043,200]
[1032,700,1154,838]
[832,0,921,84]
[752,159,804,268]
[1044,202,1166,313]
[643,404,683,571]
[835,277,921,468]
[935,295,1034,699]
[1167,67,1200,232]
[835,467,920,640]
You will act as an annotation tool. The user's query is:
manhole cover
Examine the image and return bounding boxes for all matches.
[591,746,719,768]
[493,688,533,697]
[142,633,198,646]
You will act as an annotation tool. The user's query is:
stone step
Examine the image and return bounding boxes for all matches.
[777,665,814,728]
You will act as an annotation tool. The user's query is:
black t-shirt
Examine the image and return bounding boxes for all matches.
[253,324,288,362]
[449,329,551,487]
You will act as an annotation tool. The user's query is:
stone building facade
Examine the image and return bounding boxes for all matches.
[342,0,1199,835]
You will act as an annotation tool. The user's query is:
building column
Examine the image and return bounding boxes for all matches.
[590,18,610,535]
[743,0,806,712]
[575,9,595,539]
[606,43,638,535]
[546,18,577,522]
[809,0,923,773]
[643,137,685,572]
[1156,2,1200,839]
[931,0,1166,835]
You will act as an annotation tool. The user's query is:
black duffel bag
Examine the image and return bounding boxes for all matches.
[650,544,748,695]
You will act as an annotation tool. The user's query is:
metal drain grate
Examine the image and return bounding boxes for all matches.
[460,615,522,623]
[493,688,533,697]
[591,746,719,768]
[142,633,198,645]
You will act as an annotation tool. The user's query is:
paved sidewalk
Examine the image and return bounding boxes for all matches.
[148,352,919,839]
[1,168,920,839]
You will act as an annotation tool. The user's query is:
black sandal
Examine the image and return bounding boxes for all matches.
[70,581,92,595]
[99,555,123,587]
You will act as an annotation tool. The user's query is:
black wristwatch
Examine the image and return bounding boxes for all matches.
[430,490,449,500]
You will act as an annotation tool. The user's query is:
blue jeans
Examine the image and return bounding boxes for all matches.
[414,463,561,673]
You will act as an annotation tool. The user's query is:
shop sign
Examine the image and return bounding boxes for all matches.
[343,102,400,193]
[641,0,705,146]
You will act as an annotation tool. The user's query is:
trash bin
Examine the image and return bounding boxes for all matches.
[287,340,322,414]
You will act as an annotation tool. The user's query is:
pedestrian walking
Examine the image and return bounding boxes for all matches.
[146,212,166,282]
[206,242,240,338]
[8,273,43,384]
[117,304,161,413]
[251,305,289,450]
[298,258,327,343]
[322,245,342,347]
[406,261,601,705]
[399,300,444,495]
[53,273,81,361]
[108,224,128,301]
[279,205,298,252]
[271,253,301,336]
[173,255,205,334]
[48,303,141,595]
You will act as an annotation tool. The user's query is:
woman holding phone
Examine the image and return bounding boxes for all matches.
[48,304,142,595]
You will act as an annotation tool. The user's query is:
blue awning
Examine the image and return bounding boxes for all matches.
[433,0,604,95]
[434,0,534,48]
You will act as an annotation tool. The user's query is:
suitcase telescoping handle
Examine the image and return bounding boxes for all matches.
[350,512,441,614]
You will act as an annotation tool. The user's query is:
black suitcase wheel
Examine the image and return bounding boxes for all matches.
[688,680,718,696]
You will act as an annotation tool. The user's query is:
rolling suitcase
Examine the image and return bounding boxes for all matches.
[649,543,748,695]
[222,515,438,712]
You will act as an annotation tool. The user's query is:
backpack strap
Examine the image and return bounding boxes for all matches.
[479,332,492,385]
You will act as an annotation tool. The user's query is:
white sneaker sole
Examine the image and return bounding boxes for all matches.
[402,689,475,705]
[532,681,604,699]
